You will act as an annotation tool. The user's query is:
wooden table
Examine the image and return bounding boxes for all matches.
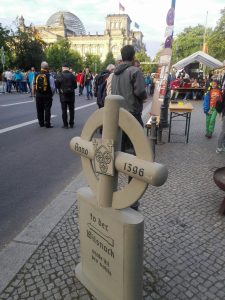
[168,102,194,143]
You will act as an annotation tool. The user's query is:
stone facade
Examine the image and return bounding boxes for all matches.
[19,11,145,61]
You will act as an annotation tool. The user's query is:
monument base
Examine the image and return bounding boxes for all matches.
[76,187,144,300]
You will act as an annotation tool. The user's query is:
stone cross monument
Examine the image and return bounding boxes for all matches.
[70,95,168,300]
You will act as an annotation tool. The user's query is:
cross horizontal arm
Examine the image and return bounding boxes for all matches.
[115,152,168,186]
[70,137,94,159]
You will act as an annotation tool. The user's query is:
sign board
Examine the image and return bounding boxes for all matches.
[76,189,144,300]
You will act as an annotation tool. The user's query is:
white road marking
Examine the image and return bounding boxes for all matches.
[0,116,57,134]
[0,102,96,134]
[75,102,96,110]
[0,100,34,107]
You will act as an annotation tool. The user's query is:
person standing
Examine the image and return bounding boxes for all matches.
[4,69,13,93]
[84,67,93,100]
[33,61,55,128]
[76,70,84,96]
[111,45,147,210]
[94,64,115,108]
[55,63,77,128]
[111,45,147,130]
[28,67,36,97]
[203,80,222,138]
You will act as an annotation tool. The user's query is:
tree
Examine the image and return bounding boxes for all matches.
[84,53,101,74]
[135,49,152,74]
[208,8,225,62]
[172,25,208,64]
[45,39,83,71]
[0,24,12,71]
[10,26,45,70]
[101,51,115,70]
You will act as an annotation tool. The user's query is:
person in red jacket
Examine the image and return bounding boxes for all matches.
[170,77,182,99]
[76,70,84,96]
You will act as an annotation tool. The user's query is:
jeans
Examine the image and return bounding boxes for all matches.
[6,80,12,93]
[85,84,91,99]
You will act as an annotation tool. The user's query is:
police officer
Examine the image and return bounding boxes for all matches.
[55,63,77,128]
[33,61,55,128]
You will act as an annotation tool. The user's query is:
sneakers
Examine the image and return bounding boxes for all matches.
[216,148,223,154]
[205,133,212,138]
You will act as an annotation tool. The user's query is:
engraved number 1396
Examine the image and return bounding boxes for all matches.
[124,163,144,177]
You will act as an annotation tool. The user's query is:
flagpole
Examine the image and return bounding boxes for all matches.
[203,11,208,51]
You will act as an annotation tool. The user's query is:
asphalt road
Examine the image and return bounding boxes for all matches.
[0,91,97,250]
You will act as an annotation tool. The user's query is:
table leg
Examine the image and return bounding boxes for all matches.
[168,112,172,142]
[186,112,191,143]
[184,112,188,136]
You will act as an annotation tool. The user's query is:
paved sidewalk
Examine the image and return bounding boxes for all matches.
[1,100,225,299]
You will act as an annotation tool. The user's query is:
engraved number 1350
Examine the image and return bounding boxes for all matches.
[124,163,144,177]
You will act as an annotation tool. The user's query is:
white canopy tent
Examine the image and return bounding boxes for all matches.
[172,51,223,70]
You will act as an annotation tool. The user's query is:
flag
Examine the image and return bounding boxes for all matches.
[134,22,139,29]
[119,2,125,12]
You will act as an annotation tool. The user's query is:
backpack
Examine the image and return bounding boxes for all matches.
[60,74,75,95]
[215,99,224,113]
[94,71,109,107]
[36,74,48,93]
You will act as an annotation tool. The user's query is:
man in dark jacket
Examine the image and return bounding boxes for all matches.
[55,63,77,128]
[111,45,147,210]
[33,61,55,128]
[111,45,147,127]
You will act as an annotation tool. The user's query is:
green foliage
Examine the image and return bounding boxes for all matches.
[208,8,225,62]
[101,52,115,71]
[84,53,101,74]
[10,26,45,70]
[0,24,13,71]
[135,49,152,74]
[171,25,206,64]
[0,24,10,51]
[45,39,83,71]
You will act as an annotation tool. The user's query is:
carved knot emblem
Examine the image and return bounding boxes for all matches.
[93,139,114,176]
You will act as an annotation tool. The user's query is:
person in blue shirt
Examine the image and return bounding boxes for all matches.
[28,67,36,97]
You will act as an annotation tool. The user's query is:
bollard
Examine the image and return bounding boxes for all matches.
[149,116,157,160]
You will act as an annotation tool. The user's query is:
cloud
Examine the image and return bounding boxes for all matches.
[0,0,224,58]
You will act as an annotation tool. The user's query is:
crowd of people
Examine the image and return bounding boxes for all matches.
[2,48,225,158]
[170,69,209,101]
[169,67,225,154]
[2,68,36,95]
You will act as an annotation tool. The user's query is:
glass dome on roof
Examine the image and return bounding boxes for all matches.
[46,11,86,35]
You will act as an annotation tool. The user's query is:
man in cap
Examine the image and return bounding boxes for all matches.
[33,61,55,128]
[55,63,77,128]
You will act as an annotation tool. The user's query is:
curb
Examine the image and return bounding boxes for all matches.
[0,172,86,293]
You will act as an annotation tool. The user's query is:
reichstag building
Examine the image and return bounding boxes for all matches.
[19,11,145,61]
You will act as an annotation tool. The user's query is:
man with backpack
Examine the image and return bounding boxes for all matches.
[55,63,77,128]
[33,61,55,128]
[94,64,115,109]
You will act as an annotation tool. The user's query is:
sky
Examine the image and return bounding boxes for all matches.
[0,0,224,58]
